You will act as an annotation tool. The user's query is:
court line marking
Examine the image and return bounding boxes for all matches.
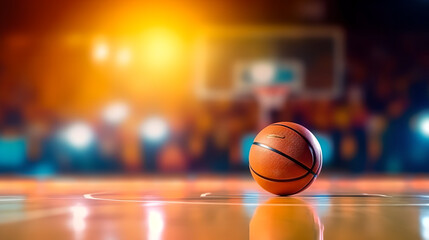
[0,195,27,201]
[83,192,429,207]
[362,193,391,197]
[199,193,391,198]
[0,207,70,224]
[200,193,211,197]
[0,198,26,202]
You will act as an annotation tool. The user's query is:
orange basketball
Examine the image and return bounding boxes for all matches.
[249,122,322,195]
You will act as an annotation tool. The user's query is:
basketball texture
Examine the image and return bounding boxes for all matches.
[249,122,322,195]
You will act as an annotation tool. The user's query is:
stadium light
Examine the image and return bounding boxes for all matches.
[139,117,168,142]
[92,41,109,62]
[416,112,429,138]
[62,122,94,149]
[420,118,429,137]
[102,101,130,125]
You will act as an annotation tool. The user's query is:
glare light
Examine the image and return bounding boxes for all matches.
[102,101,130,125]
[421,119,429,137]
[147,209,164,240]
[417,112,429,138]
[70,204,89,232]
[140,117,168,142]
[143,29,180,67]
[420,215,429,240]
[62,122,94,149]
[70,204,89,218]
[92,41,109,62]
[117,47,132,66]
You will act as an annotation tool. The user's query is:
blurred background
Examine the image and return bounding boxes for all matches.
[0,0,428,176]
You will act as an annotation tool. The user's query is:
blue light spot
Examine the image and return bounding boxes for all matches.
[314,132,334,166]
[241,133,257,165]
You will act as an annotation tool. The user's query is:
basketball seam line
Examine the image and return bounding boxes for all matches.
[249,164,314,182]
[287,144,323,195]
[252,142,316,175]
[271,123,318,172]
[270,123,322,195]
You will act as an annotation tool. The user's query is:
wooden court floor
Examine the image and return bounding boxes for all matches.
[0,176,428,240]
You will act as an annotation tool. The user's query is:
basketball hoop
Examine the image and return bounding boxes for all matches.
[253,85,290,110]
[253,85,290,127]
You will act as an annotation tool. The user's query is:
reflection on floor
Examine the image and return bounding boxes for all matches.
[0,176,428,240]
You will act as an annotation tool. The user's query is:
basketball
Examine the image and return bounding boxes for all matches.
[249,122,322,195]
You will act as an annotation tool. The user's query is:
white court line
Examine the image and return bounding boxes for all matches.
[0,198,25,202]
[0,207,70,224]
[362,193,391,197]
[200,193,391,198]
[83,192,429,207]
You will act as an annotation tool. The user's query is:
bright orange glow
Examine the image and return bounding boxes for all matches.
[142,29,181,68]
[92,39,109,62]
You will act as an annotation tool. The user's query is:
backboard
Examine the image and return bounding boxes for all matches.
[194,26,344,100]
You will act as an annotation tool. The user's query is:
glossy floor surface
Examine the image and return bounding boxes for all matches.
[0,176,428,240]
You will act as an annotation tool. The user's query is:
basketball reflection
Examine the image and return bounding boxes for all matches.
[250,197,323,240]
